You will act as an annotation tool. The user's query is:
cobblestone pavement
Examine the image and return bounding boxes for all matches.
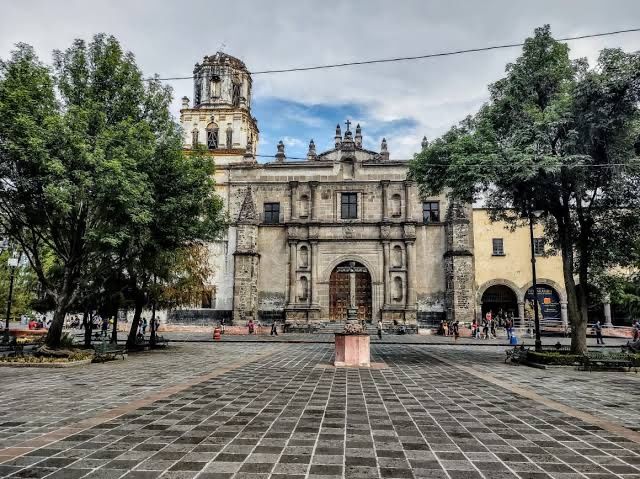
[1,342,639,479]
[429,345,640,432]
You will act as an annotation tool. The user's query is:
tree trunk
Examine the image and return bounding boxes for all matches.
[150,300,156,348]
[110,312,118,344]
[127,292,144,348]
[45,267,78,349]
[83,309,91,348]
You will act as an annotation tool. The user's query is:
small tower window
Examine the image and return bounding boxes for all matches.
[191,129,199,149]
[232,82,241,107]
[392,245,403,268]
[210,75,221,98]
[206,123,219,149]
[299,245,309,268]
[226,126,233,149]
[299,195,310,218]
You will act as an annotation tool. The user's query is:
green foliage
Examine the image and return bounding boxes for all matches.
[0,35,226,348]
[410,25,640,354]
[527,351,582,366]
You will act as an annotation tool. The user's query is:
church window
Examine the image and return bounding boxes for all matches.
[392,245,403,268]
[492,238,505,256]
[264,202,280,224]
[299,195,309,218]
[206,123,219,149]
[299,245,309,268]
[211,75,221,98]
[393,277,403,302]
[422,201,440,223]
[299,276,309,301]
[232,82,241,107]
[341,193,358,219]
[391,194,402,217]
[191,129,199,148]
[226,127,233,149]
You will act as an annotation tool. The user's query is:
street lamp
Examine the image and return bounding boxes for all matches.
[3,245,20,344]
[528,209,544,352]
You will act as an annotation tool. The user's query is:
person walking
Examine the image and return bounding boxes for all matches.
[471,319,478,339]
[377,319,383,340]
[141,317,148,336]
[101,316,109,337]
[247,318,255,335]
[270,320,278,336]
[490,318,496,339]
[453,320,460,341]
[595,320,604,345]
[632,319,640,341]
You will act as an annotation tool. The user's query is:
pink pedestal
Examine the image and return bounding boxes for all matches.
[334,333,370,367]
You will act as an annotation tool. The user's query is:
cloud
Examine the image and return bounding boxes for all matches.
[2,0,639,162]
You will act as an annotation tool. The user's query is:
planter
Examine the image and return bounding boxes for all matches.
[0,358,92,368]
[334,333,370,367]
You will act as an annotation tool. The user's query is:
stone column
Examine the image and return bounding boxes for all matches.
[405,240,417,309]
[380,180,390,221]
[403,180,413,221]
[560,301,568,328]
[309,181,318,221]
[310,241,319,305]
[603,294,612,327]
[382,241,391,306]
[518,302,525,323]
[288,241,297,304]
[347,262,358,321]
[289,181,298,221]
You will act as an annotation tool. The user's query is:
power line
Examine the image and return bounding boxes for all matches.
[147,27,640,81]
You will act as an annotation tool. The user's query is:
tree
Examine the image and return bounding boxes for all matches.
[0,251,38,318]
[0,36,225,349]
[410,25,640,353]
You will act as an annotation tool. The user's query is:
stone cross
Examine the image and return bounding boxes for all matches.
[344,119,351,132]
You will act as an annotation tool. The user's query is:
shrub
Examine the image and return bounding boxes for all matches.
[527,351,582,366]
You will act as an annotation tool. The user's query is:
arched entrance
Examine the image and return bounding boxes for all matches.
[525,284,561,320]
[329,261,372,322]
[481,285,518,319]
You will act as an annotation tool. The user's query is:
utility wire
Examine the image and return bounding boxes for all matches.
[147,27,640,81]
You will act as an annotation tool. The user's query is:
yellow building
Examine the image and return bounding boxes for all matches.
[473,209,570,325]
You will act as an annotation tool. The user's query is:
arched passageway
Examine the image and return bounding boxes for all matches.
[329,261,372,322]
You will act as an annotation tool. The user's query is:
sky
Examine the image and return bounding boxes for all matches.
[2,0,640,160]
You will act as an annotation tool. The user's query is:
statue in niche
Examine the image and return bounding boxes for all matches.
[299,276,309,301]
[393,277,403,302]
[299,246,309,268]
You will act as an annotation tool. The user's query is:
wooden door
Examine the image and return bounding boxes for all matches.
[329,262,372,322]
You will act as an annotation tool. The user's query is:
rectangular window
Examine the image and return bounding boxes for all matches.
[533,237,545,256]
[341,193,358,219]
[264,202,280,224]
[492,238,505,256]
[422,201,440,223]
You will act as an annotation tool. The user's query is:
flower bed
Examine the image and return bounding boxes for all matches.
[0,350,94,367]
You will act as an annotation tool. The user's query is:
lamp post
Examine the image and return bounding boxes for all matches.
[528,209,543,352]
[4,249,20,344]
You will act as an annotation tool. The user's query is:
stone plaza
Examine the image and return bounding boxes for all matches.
[1,339,640,479]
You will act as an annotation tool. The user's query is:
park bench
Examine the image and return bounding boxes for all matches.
[505,345,529,364]
[152,335,169,348]
[582,352,636,372]
[93,341,127,362]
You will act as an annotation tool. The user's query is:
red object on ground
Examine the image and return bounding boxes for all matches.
[213,327,221,341]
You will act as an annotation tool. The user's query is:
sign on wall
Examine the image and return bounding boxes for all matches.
[525,285,561,320]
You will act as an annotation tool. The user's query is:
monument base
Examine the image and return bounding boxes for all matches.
[334,333,370,367]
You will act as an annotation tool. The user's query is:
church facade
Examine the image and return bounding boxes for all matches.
[177,52,613,328]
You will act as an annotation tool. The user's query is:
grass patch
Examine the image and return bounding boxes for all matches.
[0,350,93,363]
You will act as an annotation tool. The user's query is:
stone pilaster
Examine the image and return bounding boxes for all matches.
[309,181,318,221]
[288,241,297,304]
[380,180,390,221]
[443,200,475,323]
[382,241,391,306]
[310,241,319,305]
[233,187,260,324]
[403,180,413,221]
[289,181,298,221]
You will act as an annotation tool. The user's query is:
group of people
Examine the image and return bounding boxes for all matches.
[438,319,461,340]
[245,318,280,336]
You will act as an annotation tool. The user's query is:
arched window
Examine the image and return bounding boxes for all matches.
[299,276,309,301]
[299,195,310,218]
[391,194,402,217]
[226,126,233,149]
[206,123,219,150]
[299,245,309,268]
[191,129,199,149]
[393,277,403,302]
[392,245,403,268]
[210,75,221,98]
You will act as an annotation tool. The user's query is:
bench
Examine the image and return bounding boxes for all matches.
[539,343,571,354]
[505,346,529,364]
[583,352,636,372]
[93,341,127,362]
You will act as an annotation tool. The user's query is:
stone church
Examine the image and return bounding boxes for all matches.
[177,52,612,329]
[179,52,475,327]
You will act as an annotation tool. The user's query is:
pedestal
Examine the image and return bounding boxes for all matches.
[334,333,370,367]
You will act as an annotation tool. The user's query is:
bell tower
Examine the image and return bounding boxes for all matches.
[180,52,259,164]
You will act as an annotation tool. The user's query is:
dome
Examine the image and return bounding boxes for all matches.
[197,51,249,73]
